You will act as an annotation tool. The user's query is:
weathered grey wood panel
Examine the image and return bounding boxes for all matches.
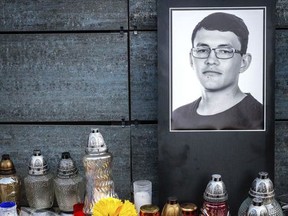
[275,30,288,119]
[276,0,288,27]
[0,33,129,122]
[130,31,157,121]
[131,124,159,205]
[129,0,157,30]
[0,125,131,206]
[0,0,127,31]
[275,121,288,197]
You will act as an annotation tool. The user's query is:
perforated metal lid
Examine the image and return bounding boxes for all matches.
[249,171,275,199]
[28,150,49,175]
[203,174,228,202]
[86,128,108,154]
[56,152,78,178]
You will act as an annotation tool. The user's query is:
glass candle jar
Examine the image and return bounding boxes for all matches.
[0,154,21,206]
[201,174,230,216]
[54,152,84,213]
[238,172,283,216]
[133,180,152,214]
[24,150,54,210]
[83,129,118,215]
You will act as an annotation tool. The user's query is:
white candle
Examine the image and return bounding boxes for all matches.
[134,191,152,213]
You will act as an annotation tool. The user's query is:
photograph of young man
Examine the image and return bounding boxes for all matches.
[171,12,264,130]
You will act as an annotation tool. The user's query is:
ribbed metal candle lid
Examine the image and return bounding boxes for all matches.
[86,128,108,154]
[248,171,275,199]
[57,152,78,178]
[28,150,49,175]
[0,154,16,175]
[203,174,228,202]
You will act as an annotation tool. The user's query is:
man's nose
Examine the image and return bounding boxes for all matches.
[205,50,220,65]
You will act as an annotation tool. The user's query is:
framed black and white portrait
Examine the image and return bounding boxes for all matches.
[170,8,266,131]
[158,0,275,214]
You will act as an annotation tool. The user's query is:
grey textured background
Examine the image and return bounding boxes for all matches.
[0,0,287,211]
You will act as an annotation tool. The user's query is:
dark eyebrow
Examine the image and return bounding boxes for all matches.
[195,43,209,47]
[195,43,233,48]
[217,44,233,48]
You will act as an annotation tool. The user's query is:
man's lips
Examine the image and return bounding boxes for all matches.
[202,70,222,75]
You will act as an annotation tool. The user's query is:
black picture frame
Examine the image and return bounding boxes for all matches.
[158,0,275,214]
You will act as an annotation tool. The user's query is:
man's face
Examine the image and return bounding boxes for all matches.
[191,28,244,92]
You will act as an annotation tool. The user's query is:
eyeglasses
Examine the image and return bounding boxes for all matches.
[191,46,243,59]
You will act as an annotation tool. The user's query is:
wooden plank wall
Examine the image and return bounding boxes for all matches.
[0,0,287,209]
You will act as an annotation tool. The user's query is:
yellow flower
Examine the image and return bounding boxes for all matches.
[92,197,137,216]
[118,200,137,216]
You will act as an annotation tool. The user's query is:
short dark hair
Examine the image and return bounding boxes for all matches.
[191,12,249,54]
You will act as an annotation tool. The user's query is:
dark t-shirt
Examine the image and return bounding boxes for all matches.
[171,93,263,130]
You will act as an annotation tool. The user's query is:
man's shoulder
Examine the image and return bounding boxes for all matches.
[171,98,201,130]
[173,98,201,115]
[244,93,263,109]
